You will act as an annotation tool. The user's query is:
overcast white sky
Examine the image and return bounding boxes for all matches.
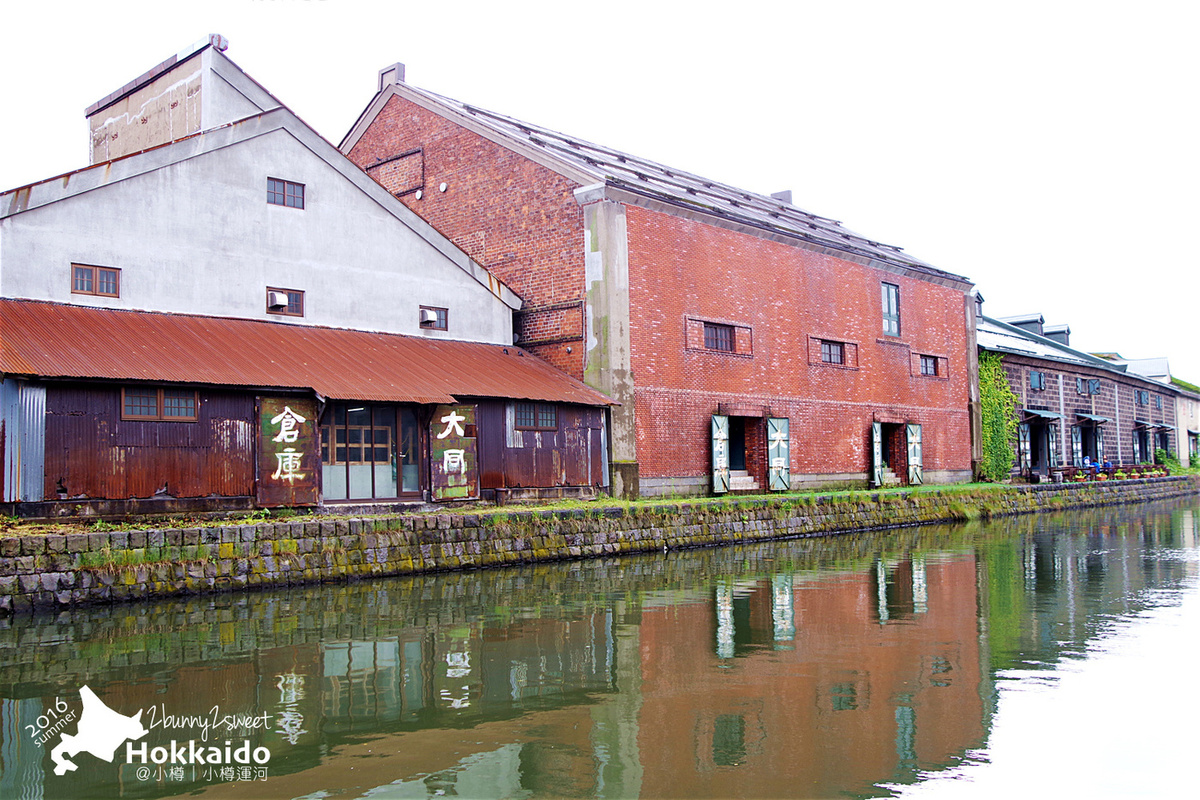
[4,1,1197,381]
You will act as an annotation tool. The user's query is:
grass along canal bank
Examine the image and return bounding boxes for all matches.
[2,475,1197,613]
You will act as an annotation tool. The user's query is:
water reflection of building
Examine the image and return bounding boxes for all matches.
[319,613,616,731]
[982,509,1200,671]
[189,609,645,799]
[5,505,1198,799]
[639,555,986,798]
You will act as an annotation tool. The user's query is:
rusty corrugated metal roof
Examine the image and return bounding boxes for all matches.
[0,299,614,406]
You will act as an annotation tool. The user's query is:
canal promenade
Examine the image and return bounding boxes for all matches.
[2,476,1196,613]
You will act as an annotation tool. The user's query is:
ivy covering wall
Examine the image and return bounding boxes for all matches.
[979,350,1019,481]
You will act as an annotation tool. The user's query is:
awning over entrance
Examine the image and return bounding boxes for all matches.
[1022,408,1062,420]
[1075,413,1109,424]
[0,298,615,406]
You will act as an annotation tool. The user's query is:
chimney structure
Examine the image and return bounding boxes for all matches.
[1043,324,1071,346]
[378,63,406,91]
[999,313,1045,337]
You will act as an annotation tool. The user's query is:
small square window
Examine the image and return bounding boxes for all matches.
[420,306,449,330]
[121,387,198,422]
[515,402,536,429]
[162,389,197,419]
[123,387,158,418]
[920,355,940,376]
[267,178,305,209]
[821,340,845,365]
[267,288,304,317]
[71,264,120,297]
[515,402,557,431]
[704,323,735,352]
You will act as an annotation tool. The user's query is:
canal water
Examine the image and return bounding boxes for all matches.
[1,498,1197,799]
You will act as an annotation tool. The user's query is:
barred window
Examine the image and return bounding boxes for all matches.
[821,340,845,365]
[515,402,557,431]
[704,323,735,352]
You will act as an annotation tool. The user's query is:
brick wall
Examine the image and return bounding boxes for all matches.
[997,352,1179,467]
[345,95,587,378]
[346,96,974,490]
[625,206,973,483]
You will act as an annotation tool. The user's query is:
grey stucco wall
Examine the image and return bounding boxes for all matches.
[1,129,514,344]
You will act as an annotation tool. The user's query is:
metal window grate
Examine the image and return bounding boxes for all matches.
[704,323,734,352]
[821,340,845,364]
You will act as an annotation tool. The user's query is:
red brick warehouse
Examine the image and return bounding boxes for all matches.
[342,64,979,498]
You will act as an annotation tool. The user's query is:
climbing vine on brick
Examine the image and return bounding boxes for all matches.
[979,351,1019,482]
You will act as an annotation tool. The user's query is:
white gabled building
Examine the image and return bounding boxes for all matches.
[2,35,517,343]
[1,37,611,514]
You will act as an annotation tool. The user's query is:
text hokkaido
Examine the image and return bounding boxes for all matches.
[126,739,270,765]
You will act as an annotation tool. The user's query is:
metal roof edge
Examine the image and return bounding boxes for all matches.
[272,109,523,310]
[585,182,973,291]
[341,83,600,187]
[1,110,284,216]
[979,316,1195,394]
[85,35,220,117]
[188,56,525,310]
[1,105,522,311]
[339,86,390,152]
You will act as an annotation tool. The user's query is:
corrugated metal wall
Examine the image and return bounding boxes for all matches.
[476,401,607,489]
[1,379,46,502]
[44,384,255,500]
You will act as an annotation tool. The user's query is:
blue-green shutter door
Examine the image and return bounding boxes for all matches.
[712,415,730,494]
[1047,423,1059,469]
[871,422,884,487]
[767,417,790,492]
[1018,423,1031,471]
[906,423,923,485]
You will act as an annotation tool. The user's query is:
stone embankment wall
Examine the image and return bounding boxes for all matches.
[2,476,1196,613]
